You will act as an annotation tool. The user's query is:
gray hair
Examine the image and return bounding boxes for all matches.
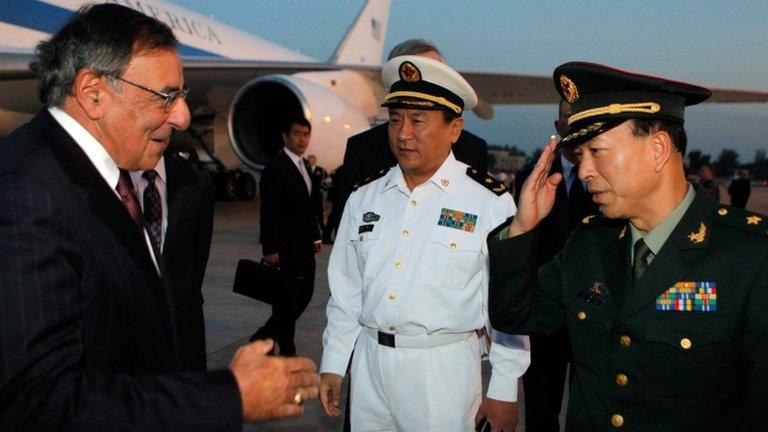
[35,3,178,106]
[387,39,442,60]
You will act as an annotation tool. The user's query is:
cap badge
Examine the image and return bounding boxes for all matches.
[747,215,762,225]
[559,74,579,103]
[399,61,421,83]
[687,222,707,244]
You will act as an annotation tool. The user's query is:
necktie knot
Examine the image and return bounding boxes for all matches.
[142,169,158,182]
[633,238,651,283]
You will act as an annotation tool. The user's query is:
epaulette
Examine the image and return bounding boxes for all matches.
[465,167,507,196]
[352,169,387,191]
[713,206,768,237]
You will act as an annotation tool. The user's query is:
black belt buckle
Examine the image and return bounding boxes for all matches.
[377,331,395,347]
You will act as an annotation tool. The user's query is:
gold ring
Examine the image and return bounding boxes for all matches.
[293,391,303,405]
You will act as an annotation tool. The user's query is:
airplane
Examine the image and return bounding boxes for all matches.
[2,0,768,200]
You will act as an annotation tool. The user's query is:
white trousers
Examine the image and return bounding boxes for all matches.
[350,331,482,432]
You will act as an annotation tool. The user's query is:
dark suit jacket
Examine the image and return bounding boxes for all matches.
[259,149,321,275]
[0,111,241,431]
[162,155,215,372]
[488,190,768,431]
[339,123,488,207]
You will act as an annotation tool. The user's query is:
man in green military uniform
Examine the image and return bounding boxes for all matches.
[488,62,768,431]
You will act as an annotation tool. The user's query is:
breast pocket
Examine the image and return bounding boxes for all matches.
[645,315,731,401]
[420,228,484,290]
[348,221,385,281]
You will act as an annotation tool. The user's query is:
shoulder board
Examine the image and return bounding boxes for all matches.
[465,167,507,196]
[352,169,387,191]
[713,206,768,237]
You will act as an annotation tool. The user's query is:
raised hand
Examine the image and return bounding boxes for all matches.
[509,137,563,237]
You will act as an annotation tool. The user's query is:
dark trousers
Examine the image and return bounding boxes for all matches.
[256,258,315,355]
[523,329,571,432]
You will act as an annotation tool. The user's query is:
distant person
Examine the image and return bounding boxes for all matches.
[340,38,489,210]
[253,115,322,356]
[324,165,345,244]
[320,55,529,432]
[131,153,215,371]
[0,4,318,429]
[489,61,768,431]
[697,163,720,202]
[521,99,599,432]
[728,168,751,208]
[307,154,328,242]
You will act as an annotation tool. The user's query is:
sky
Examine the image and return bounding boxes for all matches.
[176,0,768,163]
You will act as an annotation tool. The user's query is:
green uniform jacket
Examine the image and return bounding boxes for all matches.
[488,190,768,431]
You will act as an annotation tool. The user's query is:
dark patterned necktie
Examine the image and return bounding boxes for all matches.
[117,169,142,227]
[633,239,651,283]
[142,170,163,250]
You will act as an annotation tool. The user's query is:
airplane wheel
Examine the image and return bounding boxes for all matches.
[236,172,256,201]
[215,172,238,202]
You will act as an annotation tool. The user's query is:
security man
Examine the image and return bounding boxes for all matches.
[488,62,768,431]
[319,55,530,431]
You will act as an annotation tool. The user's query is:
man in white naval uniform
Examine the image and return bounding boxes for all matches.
[319,55,530,432]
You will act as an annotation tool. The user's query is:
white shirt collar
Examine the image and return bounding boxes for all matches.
[48,106,120,192]
[384,151,462,195]
[284,147,305,166]
[130,155,167,186]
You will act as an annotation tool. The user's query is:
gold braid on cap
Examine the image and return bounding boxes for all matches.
[385,91,462,114]
[568,102,661,126]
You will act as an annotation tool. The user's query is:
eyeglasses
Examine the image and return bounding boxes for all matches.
[110,75,189,112]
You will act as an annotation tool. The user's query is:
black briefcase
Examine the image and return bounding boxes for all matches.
[232,259,305,305]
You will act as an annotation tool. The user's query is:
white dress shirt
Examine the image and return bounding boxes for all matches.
[130,157,168,252]
[284,147,311,193]
[321,152,530,401]
[49,107,160,274]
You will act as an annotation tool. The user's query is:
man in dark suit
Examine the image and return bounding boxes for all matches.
[339,39,488,209]
[489,62,768,431]
[131,154,215,371]
[253,115,322,356]
[521,100,599,432]
[0,5,318,430]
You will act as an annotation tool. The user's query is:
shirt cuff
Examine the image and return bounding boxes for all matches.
[486,372,520,402]
[320,348,352,377]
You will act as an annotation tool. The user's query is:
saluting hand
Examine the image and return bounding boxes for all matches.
[509,137,563,237]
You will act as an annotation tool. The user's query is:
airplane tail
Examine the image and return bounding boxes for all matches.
[329,0,391,66]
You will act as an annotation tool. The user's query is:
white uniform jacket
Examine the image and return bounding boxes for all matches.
[321,153,530,401]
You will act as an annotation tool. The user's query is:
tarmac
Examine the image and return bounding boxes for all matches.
[202,185,767,431]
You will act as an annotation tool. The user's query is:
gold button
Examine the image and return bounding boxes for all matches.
[680,337,692,350]
[410,200,417,206]
[359,235,365,241]
[389,326,396,331]
[395,261,402,269]
[619,335,632,347]
[611,414,624,427]
[388,292,396,300]
[615,373,628,386]
[402,230,409,237]
[577,311,587,320]
[441,179,450,187]
[450,242,457,250]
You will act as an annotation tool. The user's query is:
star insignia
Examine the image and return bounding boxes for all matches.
[485,178,493,184]
[747,215,762,225]
[687,222,707,244]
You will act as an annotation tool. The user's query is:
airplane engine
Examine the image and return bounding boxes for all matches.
[228,74,371,171]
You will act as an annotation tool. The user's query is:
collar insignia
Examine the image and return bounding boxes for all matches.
[687,222,707,244]
[618,226,626,239]
[747,215,762,225]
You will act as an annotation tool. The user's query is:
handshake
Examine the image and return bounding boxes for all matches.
[228,339,321,422]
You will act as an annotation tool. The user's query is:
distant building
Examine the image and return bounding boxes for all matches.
[488,148,527,172]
